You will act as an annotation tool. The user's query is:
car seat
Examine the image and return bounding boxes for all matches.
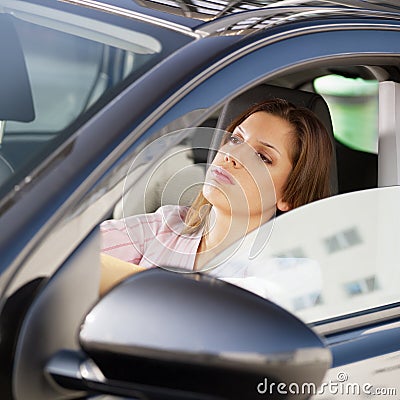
[113,143,206,218]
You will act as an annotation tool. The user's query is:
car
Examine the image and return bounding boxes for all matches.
[1,0,400,399]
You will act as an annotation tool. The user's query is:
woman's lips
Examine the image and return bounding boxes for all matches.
[211,166,235,185]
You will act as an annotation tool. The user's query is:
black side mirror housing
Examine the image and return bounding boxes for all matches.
[76,269,331,399]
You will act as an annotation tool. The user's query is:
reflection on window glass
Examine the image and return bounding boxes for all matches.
[314,75,379,153]
[7,18,157,133]
[207,187,400,324]
[273,247,306,258]
[0,14,157,198]
[324,226,362,254]
[0,3,191,200]
[7,22,105,132]
[344,275,378,297]
[293,291,321,311]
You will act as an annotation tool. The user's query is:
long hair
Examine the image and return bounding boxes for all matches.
[183,98,333,234]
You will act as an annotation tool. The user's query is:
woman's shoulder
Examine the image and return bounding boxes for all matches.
[154,204,190,218]
[117,204,188,233]
[152,204,190,228]
[101,204,188,230]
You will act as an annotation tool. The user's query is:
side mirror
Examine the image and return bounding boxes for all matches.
[48,269,331,399]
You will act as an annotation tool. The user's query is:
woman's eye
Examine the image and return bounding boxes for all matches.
[258,153,272,164]
[229,135,242,144]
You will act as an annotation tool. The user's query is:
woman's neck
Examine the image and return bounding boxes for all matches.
[194,206,274,269]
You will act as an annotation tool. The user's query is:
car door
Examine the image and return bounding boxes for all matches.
[5,11,400,400]
[0,2,197,398]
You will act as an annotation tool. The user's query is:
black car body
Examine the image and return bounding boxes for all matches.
[1,1,400,399]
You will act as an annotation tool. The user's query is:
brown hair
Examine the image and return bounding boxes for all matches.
[184,98,333,233]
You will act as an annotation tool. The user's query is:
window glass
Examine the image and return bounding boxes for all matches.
[0,2,191,198]
[7,22,107,132]
[314,74,379,153]
[206,187,400,323]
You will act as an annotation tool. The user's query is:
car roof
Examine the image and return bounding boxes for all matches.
[64,0,400,38]
[134,0,400,22]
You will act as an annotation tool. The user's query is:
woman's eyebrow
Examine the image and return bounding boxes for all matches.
[236,125,245,137]
[258,139,281,156]
[238,125,281,155]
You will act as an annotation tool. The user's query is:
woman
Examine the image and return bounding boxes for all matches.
[100,99,333,295]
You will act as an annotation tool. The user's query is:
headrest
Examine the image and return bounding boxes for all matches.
[0,15,35,122]
[214,84,338,194]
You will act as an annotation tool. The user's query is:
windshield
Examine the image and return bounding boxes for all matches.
[0,0,192,198]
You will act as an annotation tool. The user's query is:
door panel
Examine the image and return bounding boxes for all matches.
[12,229,100,400]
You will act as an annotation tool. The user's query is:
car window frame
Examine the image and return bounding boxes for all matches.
[3,24,400,330]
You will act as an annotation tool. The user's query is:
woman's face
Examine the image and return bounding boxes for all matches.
[203,111,294,222]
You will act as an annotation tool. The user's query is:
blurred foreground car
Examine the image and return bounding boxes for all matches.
[1,0,400,399]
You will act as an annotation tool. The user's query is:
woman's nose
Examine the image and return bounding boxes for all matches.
[224,152,239,168]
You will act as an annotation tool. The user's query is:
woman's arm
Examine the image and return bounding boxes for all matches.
[100,253,147,297]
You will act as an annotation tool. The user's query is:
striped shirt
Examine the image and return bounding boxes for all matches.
[100,205,202,270]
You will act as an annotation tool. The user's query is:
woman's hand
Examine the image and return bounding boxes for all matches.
[100,253,146,297]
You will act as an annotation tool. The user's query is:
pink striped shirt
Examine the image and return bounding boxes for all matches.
[100,205,203,270]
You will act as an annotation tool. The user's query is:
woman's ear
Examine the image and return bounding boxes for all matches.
[277,199,291,212]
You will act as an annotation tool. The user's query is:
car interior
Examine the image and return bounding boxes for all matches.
[107,60,400,324]
[115,63,388,219]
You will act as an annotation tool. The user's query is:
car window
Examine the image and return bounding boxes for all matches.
[103,70,395,326]
[313,74,379,194]
[314,74,379,154]
[105,107,398,325]
[206,186,400,324]
[7,22,124,133]
[0,1,191,198]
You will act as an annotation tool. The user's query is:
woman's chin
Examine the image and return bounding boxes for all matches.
[203,182,227,202]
